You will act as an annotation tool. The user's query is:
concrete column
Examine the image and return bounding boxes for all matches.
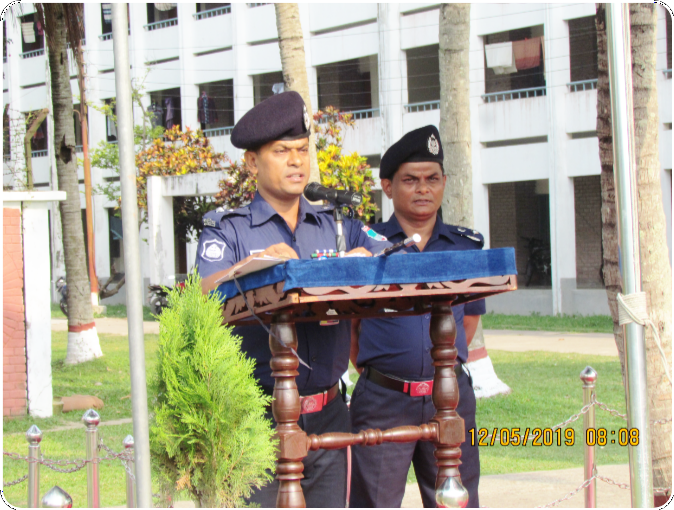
[377,4,404,221]
[544,8,576,315]
[147,176,175,286]
[22,201,60,417]
[231,3,254,162]
[178,4,199,131]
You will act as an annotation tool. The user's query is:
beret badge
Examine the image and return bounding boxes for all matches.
[428,134,440,156]
[303,105,310,132]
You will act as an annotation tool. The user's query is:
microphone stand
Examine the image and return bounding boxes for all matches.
[333,207,347,256]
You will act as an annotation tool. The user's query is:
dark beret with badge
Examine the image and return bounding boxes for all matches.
[230,90,311,150]
[379,125,444,180]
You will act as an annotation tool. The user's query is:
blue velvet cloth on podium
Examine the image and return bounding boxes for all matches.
[215,247,517,300]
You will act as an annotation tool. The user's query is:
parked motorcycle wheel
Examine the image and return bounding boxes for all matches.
[150,298,164,317]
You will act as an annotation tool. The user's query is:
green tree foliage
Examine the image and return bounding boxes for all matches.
[150,274,277,507]
[216,107,378,221]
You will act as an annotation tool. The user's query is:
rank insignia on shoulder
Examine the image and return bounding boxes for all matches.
[203,217,217,227]
[361,226,387,242]
[202,239,226,262]
[466,235,482,243]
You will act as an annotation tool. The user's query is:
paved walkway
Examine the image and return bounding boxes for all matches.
[53,319,625,508]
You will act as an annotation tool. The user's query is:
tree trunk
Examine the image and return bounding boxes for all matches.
[596,4,672,500]
[274,3,320,184]
[45,4,102,364]
[439,3,510,398]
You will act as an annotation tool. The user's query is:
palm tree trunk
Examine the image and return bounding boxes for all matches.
[596,4,671,501]
[274,3,319,184]
[439,3,510,398]
[44,3,102,364]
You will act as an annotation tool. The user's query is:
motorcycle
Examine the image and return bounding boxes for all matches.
[522,237,552,287]
[55,276,69,317]
[147,281,186,316]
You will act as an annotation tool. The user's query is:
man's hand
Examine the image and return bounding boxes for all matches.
[261,243,299,260]
[346,247,372,257]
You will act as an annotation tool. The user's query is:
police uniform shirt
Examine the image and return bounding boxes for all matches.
[356,213,486,380]
[196,191,390,392]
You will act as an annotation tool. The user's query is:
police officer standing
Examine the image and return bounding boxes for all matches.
[195,91,389,508]
[349,125,484,508]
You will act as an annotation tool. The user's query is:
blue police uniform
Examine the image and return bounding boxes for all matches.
[349,213,485,508]
[196,191,389,508]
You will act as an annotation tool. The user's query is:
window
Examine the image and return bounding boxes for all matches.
[316,56,375,112]
[104,99,117,142]
[406,45,440,104]
[149,88,182,130]
[25,110,48,153]
[253,71,284,106]
[197,80,234,130]
[568,16,598,82]
[20,13,45,54]
[196,3,230,13]
[108,208,124,273]
[667,12,672,71]
[484,26,545,96]
[101,4,129,36]
[3,21,7,60]
[147,3,178,24]
[3,105,10,160]
[72,104,88,149]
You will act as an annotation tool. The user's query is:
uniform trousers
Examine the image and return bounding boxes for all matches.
[349,367,480,508]
[246,394,349,508]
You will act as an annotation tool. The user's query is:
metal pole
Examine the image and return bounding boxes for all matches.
[605,4,654,508]
[580,366,597,508]
[82,409,100,508]
[111,5,153,508]
[123,435,136,508]
[26,425,42,508]
[41,486,73,508]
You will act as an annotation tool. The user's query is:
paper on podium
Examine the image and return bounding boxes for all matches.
[214,256,285,284]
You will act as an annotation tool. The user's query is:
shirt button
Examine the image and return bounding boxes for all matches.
[426,348,430,352]
[425,314,430,319]
[311,356,317,362]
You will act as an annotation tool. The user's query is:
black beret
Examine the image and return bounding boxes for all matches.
[230,91,311,150]
[379,125,444,180]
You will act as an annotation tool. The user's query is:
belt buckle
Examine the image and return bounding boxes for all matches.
[410,380,433,397]
[300,394,324,414]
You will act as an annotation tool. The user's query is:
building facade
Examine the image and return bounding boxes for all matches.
[3,3,672,315]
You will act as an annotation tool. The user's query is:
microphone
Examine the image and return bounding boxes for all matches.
[304,182,363,207]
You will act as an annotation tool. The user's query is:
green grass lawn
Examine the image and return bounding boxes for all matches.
[51,303,157,322]
[481,312,613,333]
[5,331,627,505]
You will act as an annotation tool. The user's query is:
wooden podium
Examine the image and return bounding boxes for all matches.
[218,250,517,508]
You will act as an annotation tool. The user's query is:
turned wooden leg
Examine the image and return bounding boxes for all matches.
[269,313,308,508]
[429,301,464,494]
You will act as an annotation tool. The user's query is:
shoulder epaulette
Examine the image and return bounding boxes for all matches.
[202,206,249,228]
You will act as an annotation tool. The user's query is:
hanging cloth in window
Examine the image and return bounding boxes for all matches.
[107,116,117,138]
[155,3,177,11]
[198,93,210,125]
[164,98,174,130]
[485,41,517,75]
[513,37,541,71]
[22,22,36,44]
[35,21,43,36]
[102,4,113,23]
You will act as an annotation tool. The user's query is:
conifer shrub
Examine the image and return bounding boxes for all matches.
[149,274,277,507]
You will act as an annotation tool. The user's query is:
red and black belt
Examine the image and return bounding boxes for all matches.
[366,364,464,397]
[264,382,341,415]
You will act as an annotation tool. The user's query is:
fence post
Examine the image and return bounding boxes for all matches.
[82,409,101,508]
[26,425,42,508]
[581,366,597,508]
[41,486,73,508]
[123,435,136,508]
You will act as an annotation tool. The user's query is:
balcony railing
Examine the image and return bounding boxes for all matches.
[404,100,440,113]
[194,5,231,20]
[567,79,598,92]
[664,69,672,79]
[247,3,269,7]
[316,108,380,124]
[99,30,129,41]
[203,126,234,137]
[3,154,10,162]
[20,49,45,59]
[31,149,48,158]
[75,145,83,153]
[144,18,178,31]
[482,86,547,103]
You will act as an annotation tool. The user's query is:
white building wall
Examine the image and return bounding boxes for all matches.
[4,3,671,313]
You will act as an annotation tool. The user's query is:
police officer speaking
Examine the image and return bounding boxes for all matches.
[195,91,389,508]
[349,125,485,508]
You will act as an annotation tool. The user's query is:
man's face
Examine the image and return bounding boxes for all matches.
[245,138,310,202]
[382,161,446,221]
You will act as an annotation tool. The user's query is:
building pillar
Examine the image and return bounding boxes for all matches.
[545,8,576,315]
[378,3,404,221]
[147,176,175,286]
[231,3,254,162]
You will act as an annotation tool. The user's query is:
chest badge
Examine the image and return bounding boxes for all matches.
[202,239,226,262]
[361,226,387,242]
